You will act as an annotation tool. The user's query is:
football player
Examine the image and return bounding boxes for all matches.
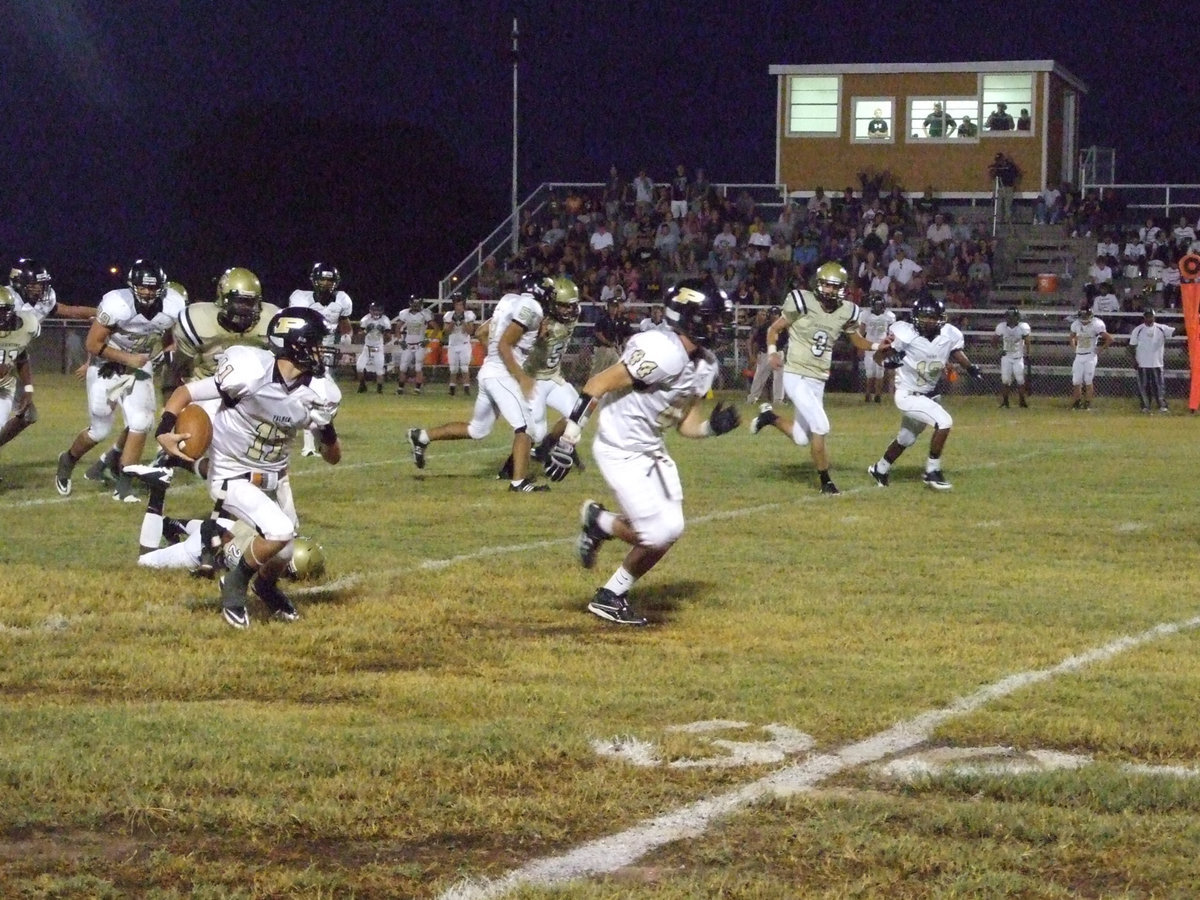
[391,295,434,395]
[545,277,739,626]
[1069,304,1112,411]
[993,307,1032,408]
[289,263,352,456]
[355,302,393,393]
[442,294,477,397]
[408,273,551,492]
[493,276,583,480]
[750,261,884,494]
[867,295,983,491]
[0,260,95,455]
[156,306,342,629]
[859,294,896,403]
[55,260,186,501]
[0,289,41,479]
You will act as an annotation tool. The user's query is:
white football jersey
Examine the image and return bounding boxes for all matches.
[12,285,58,324]
[443,309,478,348]
[208,345,341,479]
[393,307,433,345]
[888,320,964,395]
[860,309,896,343]
[994,321,1031,359]
[1070,317,1107,355]
[95,287,186,358]
[478,292,543,379]
[594,330,717,454]
[288,289,353,338]
[358,313,392,347]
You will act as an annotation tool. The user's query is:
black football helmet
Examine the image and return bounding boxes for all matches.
[309,263,340,302]
[369,301,384,316]
[128,259,168,317]
[521,272,555,306]
[814,261,848,313]
[664,278,733,348]
[9,258,51,305]
[215,267,263,333]
[547,276,580,323]
[1078,304,1094,323]
[267,306,328,376]
[408,294,424,311]
[912,295,946,339]
[870,294,887,315]
[1005,307,1020,327]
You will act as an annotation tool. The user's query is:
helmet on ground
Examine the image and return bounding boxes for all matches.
[215,267,263,333]
[1005,307,1020,326]
[814,261,848,312]
[8,258,51,305]
[548,276,580,323]
[288,537,326,579]
[912,295,946,339]
[664,278,732,348]
[127,259,168,317]
[267,306,328,376]
[309,263,340,301]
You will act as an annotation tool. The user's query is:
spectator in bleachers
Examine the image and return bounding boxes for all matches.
[620,260,641,301]
[603,166,628,221]
[869,261,891,298]
[476,256,501,302]
[716,263,740,296]
[772,203,798,244]
[1034,184,1062,225]
[966,251,992,306]
[768,233,792,268]
[731,278,759,309]
[1139,216,1162,245]
[589,220,615,259]
[957,115,978,137]
[1091,282,1120,321]
[654,222,681,271]
[912,187,939,229]
[1087,256,1114,295]
[710,221,738,269]
[882,230,914,266]
[1096,233,1120,270]
[669,165,689,220]
[632,169,655,215]
[887,246,923,299]
[1172,215,1196,251]
[1121,231,1147,278]
[839,186,862,225]
[691,168,711,214]
[541,217,566,249]
[599,272,625,306]
[925,213,953,253]
[807,188,828,218]
[792,229,821,274]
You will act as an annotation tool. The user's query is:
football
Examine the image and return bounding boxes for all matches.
[176,403,213,457]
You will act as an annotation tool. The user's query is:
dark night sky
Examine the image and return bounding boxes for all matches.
[2,1,1197,307]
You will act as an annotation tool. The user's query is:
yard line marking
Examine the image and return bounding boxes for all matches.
[437,615,1200,900]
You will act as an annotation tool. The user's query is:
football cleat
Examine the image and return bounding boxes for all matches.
[577,500,609,569]
[820,480,841,495]
[923,470,953,491]
[55,451,74,496]
[111,473,140,503]
[587,588,647,626]
[509,478,549,493]
[749,403,778,435]
[867,464,890,487]
[252,577,300,622]
[408,428,427,469]
[162,517,190,545]
[221,605,251,629]
[124,464,174,491]
[84,454,116,484]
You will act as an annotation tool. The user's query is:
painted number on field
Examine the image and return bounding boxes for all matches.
[592,719,815,769]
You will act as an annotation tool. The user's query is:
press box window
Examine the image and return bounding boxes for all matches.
[852,98,894,143]
[908,98,981,141]
[981,72,1034,134]
[786,75,840,136]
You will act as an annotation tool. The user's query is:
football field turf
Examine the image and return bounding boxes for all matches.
[2,374,1199,897]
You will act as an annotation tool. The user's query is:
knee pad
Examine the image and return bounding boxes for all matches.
[790,420,811,447]
[897,427,919,448]
[86,419,114,443]
[466,421,490,440]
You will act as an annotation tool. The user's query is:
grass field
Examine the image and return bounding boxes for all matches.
[3,372,1200,898]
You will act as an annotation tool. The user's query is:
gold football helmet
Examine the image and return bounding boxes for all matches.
[288,537,326,580]
[548,276,580,323]
[216,267,263,333]
[814,261,848,312]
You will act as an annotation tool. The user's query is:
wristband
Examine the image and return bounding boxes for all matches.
[870,342,880,352]
[567,391,593,424]
[156,411,178,437]
[23,385,33,394]
[767,344,777,355]
[563,420,582,444]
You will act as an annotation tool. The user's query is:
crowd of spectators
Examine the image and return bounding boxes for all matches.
[470,168,1004,322]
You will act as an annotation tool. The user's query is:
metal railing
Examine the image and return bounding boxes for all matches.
[1073,182,1200,222]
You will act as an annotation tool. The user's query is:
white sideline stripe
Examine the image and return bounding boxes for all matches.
[437,615,1200,900]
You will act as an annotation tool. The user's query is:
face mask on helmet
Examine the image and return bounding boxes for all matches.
[127,260,167,316]
[1078,307,1093,322]
[287,538,326,580]
[0,299,21,333]
[10,259,51,305]
[216,268,263,333]
[549,278,580,322]
[268,308,327,377]
[1005,309,1020,327]
[814,262,848,312]
[912,300,945,339]
[310,264,340,301]
[870,296,887,315]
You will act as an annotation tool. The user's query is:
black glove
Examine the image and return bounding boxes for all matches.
[708,401,741,436]
[544,440,576,482]
[883,349,906,369]
[966,364,983,381]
